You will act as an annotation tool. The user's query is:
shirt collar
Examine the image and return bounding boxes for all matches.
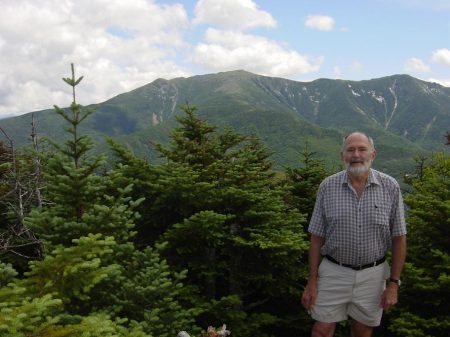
[341,169,380,186]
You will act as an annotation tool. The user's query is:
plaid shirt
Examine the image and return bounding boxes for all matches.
[308,169,407,266]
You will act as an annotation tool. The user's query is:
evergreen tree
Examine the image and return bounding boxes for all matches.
[111,105,310,336]
[386,152,450,337]
[284,143,330,225]
[0,235,149,337]
[2,64,198,336]
[107,139,209,247]
[26,64,112,247]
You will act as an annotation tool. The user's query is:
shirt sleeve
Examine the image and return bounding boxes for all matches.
[390,181,407,237]
[308,182,326,237]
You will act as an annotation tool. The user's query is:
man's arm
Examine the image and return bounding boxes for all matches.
[301,234,325,310]
[381,235,406,310]
[390,234,406,280]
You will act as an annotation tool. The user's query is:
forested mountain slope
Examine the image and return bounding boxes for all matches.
[1,71,449,176]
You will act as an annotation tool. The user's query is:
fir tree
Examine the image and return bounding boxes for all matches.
[386,152,450,337]
[284,143,330,225]
[3,64,198,336]
[111,105,310,336]
[0,235,149,337]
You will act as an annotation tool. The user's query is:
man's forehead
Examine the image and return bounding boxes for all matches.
[344,134,371,146]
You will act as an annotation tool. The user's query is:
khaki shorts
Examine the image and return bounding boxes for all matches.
[310,258,390,327]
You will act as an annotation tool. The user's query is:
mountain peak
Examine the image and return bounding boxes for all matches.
[1,71,448,177]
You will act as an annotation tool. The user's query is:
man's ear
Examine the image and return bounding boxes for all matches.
[371,149,377,160]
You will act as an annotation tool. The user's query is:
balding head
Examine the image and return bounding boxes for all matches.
[341,132,376,177]
[342,132,375,152]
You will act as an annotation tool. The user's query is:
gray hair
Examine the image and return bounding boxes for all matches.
[342,132,375,151]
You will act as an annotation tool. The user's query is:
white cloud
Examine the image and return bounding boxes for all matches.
[333,66,342,79]
[427,78,450,87]
[304,15,335,32]
[0,0,191,116]
[431,48,450,65]
[193,0,276,31]
[191,29,322,78]
[387,0,450,11]
[350,61,363,72]
[404,57,431,72]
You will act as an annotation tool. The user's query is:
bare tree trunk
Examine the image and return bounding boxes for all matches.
[31,113,42,208]
[0,126,43,259]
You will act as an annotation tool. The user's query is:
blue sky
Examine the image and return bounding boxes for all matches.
[1,0,449,117]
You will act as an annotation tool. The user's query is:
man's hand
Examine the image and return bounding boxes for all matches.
[301,280,318,310]
[380,282,398,311]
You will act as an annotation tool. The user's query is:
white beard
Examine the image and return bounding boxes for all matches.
[345,160,372,176]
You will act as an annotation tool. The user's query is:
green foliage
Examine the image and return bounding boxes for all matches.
[386,152,450,337]
[5,64,448,336]
[90,242,200,337]
[0,262,18,287]
[25,234,118,303]
[2,72,444,179]
[284,143,331,225]
[0,65,198,337]
[26,64,110,247]
[111,105,310,336]
[0,235,149,337]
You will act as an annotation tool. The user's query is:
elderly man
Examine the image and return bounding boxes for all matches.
[301,132,407,337]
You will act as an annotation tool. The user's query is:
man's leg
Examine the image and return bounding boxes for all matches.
[350,319,373,337]
[311,321,336,337]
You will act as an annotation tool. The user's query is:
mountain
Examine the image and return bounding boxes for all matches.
[1,70,449,177]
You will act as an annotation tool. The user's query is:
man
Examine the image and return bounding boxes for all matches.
[301,132,407,337]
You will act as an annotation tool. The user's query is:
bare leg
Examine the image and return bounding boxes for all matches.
[350,320,373,337]
[311,322,336,337]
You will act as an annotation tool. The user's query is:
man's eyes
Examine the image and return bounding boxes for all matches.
[347,148,367,152]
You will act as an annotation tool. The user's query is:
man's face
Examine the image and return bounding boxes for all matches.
[341,133,376,176]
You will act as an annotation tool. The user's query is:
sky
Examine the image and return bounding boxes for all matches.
[1,0,449,118]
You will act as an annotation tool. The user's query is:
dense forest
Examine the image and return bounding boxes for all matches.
[0,66,448,337]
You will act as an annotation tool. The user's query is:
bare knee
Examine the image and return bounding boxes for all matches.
[312,321,336,337]
[350,319,373,337]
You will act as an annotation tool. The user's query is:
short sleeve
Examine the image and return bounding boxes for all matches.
[308,182,326,237]
[390,182,407,237]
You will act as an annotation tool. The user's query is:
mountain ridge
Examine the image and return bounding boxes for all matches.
[1,70,449,177]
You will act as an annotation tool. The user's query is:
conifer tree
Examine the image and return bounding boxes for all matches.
[0,234,149,337]
[386,152,450,337]
[5,64,198,336]
[111,105,310,336]
[26,63,112,247]
[285,143,330,225]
